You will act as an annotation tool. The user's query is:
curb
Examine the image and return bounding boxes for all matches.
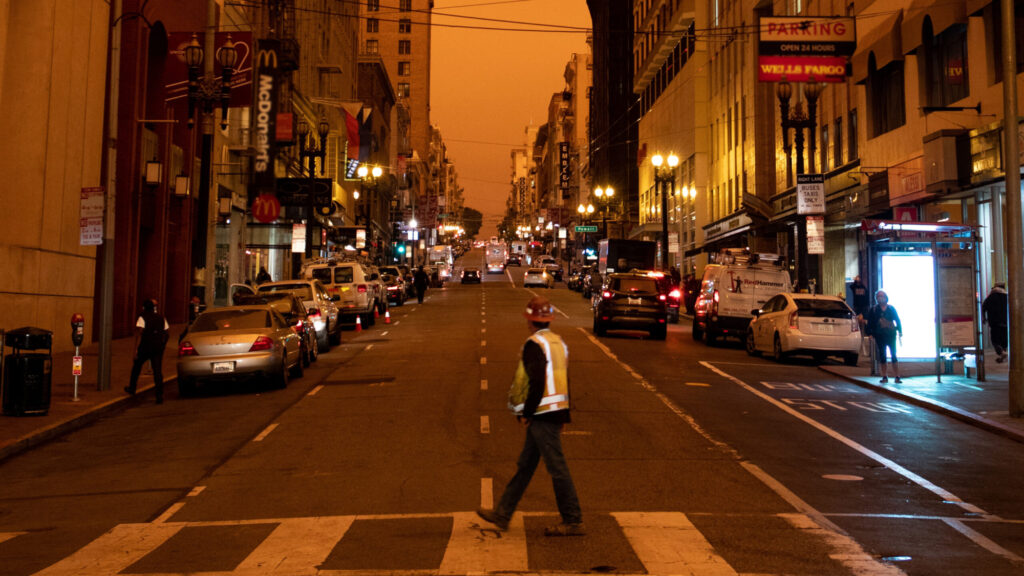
[819,366,1024,445]
[0,378,172,464]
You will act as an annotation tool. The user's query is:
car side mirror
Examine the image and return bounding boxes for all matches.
[751,309,761,316]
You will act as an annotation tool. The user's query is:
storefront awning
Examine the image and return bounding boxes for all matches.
[851,10,903,84]
[902,0,968,54]
[684,224,751,257]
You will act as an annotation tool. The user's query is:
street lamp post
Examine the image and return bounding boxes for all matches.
[651,153,679,271]
[356,164,384,258]
[296,116,329,259]
[776,77,823,291]
[594,186,615,237]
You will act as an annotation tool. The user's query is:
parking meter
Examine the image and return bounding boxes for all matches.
[70,313,85,347]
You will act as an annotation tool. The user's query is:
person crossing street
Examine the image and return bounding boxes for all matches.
[477,295,584,537]
[125,298,170,404]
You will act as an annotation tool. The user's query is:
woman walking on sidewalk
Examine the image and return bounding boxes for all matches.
[865,290,903,384]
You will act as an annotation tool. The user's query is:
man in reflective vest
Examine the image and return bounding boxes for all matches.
[477,296,584,536]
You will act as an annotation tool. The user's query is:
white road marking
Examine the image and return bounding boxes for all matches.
[480,379,488,390]
[31,523,182,576]
[480,357,487,365]
[686,382,711,387]
[152,502,185,524]
[780,513,906,576]
[481,340,486,347]
[481,327,486,333]
[380,330,389,336]
[393,320,400,325]
[942,518,1024,566]
[480,415,490,434]
[187,486,206,497]
[308,385,324,396]
[480,478,493,509]
[253,423,279,443]
[481,319,486,324]
[440,512,527,574]
[701,361,989,517]
[613,512,738,576]
[365,343,374,351]
[0,532,24,545]
[236,516,355,574]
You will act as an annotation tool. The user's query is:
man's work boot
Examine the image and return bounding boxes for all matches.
[475,509,509,531]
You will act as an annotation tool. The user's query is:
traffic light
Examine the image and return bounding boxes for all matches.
[397,244,406,255]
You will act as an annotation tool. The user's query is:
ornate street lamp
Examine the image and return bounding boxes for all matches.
[593,185,615,237]
[184,33,237,130]
[295,115,330,258]
[651,153,679,271]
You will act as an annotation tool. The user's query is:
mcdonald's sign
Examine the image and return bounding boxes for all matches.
[254,39,280,183]
[252,193,281,224]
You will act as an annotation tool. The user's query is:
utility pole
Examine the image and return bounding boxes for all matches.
[97,0,123,391]
[1001,0,1024,416]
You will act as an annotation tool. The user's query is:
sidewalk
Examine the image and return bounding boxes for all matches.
[0,325,186,462]
[819,350,1024,444]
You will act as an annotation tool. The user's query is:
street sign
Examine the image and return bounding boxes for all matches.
[575,225,598,232]
[807,215,825,254]
[252,193,281,223]
[80,187,104,246]
[277,178,333,209]
[797,174,826,215]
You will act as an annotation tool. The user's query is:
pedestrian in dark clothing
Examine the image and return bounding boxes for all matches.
[669,266,681,287]
[413,265,429,304]
[848,275,870,318]
[865,290,902,384]
[983,282,1009,363]
[256,266,272,284]
[477,296,584,537]
[125,298,170,404]
[684,275,700,315]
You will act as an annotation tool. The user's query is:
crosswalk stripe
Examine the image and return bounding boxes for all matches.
[613,511,738,576]
[32,523,181,576]
[439,512,527,574]
[235,516,354,574]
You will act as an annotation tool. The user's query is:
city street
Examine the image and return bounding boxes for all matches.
[1,248,1023,575]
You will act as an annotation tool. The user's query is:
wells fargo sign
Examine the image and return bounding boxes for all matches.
[758,17,855,83]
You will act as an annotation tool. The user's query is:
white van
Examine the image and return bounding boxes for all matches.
[302,259,383,327]
[692,257,791,345]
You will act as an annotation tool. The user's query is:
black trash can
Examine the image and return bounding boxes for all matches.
[2,327,53,416]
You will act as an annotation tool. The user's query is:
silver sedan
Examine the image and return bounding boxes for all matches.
[176,305,303,395]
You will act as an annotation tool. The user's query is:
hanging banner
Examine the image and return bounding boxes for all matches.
[797,174,826,214]
[806,215,825,254]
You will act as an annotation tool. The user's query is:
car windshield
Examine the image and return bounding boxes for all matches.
[258,284,313,300]
[334,267,355,283]
[193,309,270,332]
[795,298,854,318]
[380,267,400,276]
[613,278,657,293]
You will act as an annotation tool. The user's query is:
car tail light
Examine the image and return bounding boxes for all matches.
[602,290,612,299]
[789,311,800,329]
[178,341,197,356]
[308,308,321,321]
[357,284,368,293]
[711,290,720,319]
[658,294,667,301]
[669,289,681,299]
[249,336,274,352]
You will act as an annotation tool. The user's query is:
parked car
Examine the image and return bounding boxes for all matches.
[506,254,522,267]
[524,268,554,289]
[176,305,304,395]
[592,272,668,339]
[384,265,416,298]
[381,273,407,306]
[535,255,563,281]
[302,260,382,328]
[361,264,390,315]
[693,257,791,345]
[234,292,319,365]
[256,279,341,350]
[633,270,682,324]
[461,267,482,284]
[747,293,860,365]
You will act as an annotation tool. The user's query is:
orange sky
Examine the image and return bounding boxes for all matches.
[430,1,593,237]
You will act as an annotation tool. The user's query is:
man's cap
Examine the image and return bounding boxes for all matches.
[524,296,555,322]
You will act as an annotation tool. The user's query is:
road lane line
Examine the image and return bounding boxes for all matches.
[365,343,374,351]
[481,478,493,509]
[0,532,24,545]
[481,319,486,324]
[481,327,486,333]
[480,415,490,434]
[480,357,487,365]
[308,385,324,396]
[613,512,738,576]
[780,513,905,576]
[187,486,206,498]
[253,423,279,443]
[701,361,989,517]
[554,306,570,318]
[381,330,389,336]
[481,379,488,390]
[235,516,355,574]
[441,512,527,574]
[481,340,486,347]
[942,518,1024,565]
[393,320,400,325]
[31,523,182,576]
[153,502,185,524]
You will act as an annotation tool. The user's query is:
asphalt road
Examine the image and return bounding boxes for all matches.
[1,247,1023,575]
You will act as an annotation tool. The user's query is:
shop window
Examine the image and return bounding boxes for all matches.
[923,22,968,107]
[867,60,906,137]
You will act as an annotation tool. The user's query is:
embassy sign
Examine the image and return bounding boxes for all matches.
[758,17,855,83]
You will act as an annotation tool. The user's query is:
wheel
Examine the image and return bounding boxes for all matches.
[302,339,311,367]
[273,358,289,389]
[844,353,859,367]
[691,318,703,341]
[746,330,760,356]
[308,335,319,363]
[703,324,718,346]
[329,321,342,345]
[289,351,304,378]
[318,330,330,353]
[772,334,787,363]
[593,317,607,337]
[178,377,196,398]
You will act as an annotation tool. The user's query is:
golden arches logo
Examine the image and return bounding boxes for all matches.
[252,194,280,223]
[255,49,278,69]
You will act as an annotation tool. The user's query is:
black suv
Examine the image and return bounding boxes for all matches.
[592,272,668,339]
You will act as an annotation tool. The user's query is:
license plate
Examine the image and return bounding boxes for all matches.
[814,324,834,334]
[212,361,235,373]
[628,297,641,305]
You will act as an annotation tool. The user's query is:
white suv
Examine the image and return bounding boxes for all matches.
[303,260,382,327]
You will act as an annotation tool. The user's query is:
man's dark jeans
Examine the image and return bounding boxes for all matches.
[495,418,582,524]
[128,346,165,402]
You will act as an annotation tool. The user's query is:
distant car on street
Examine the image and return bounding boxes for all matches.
[524,268,554,289]
[177,305,304,395]
[505,254,522,267]
[592,272,668,339]
[381,273,407,306]
[747,293,860,365]
[461,267,482,284]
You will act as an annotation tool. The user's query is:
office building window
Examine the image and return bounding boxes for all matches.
[366,18,378,33]
[399,40,411,54]
[834,118,843,166]
[365,39,378,54]
[397,83,411,98]
[398,61,411,76]
[848,109,859,160]
[367,0,379,11]
[867,61,906,136]
[400,0,411,11]
[399,19,412,33]
[923,23,968,107]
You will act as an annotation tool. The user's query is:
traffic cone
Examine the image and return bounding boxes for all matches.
[374,307,380,319]
[384,310,392,324]
[355,315,363,332]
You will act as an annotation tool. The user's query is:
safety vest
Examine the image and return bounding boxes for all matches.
[508,329,569,415]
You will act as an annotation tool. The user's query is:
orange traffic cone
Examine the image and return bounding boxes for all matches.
[384,310,392,324]
[355,315,363,332]
[374,307,380,319]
